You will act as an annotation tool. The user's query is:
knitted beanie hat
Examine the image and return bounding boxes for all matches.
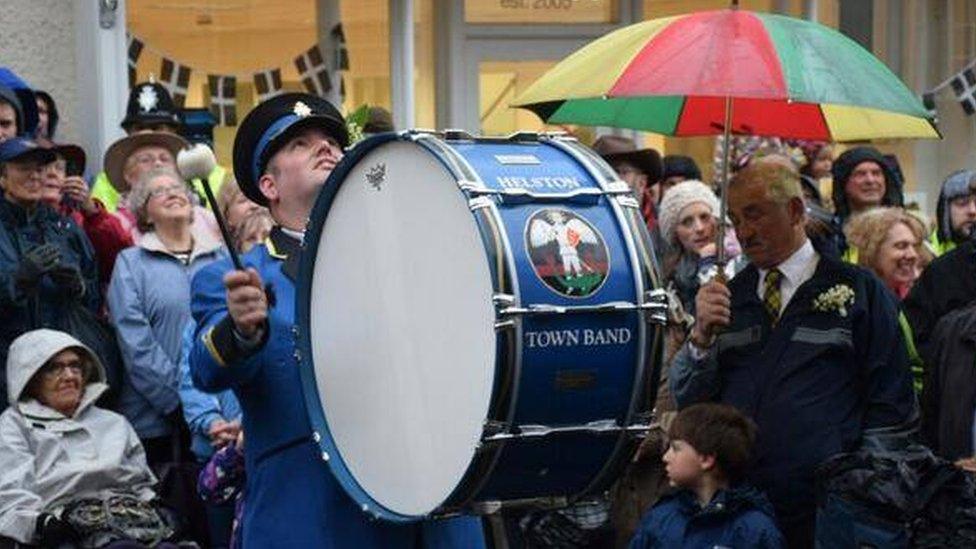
[658,180,720,243]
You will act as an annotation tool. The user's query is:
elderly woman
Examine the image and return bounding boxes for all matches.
[0,138,99,410]
[107,168,223,469]
[844,207,932,300]
[0,329,182,547]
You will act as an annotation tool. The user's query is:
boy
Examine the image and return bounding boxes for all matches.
[629,403,785,548]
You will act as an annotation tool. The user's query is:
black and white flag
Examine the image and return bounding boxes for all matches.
[950,66,976,115]
[160,58,191,108]
[295,45,332,97]
[208,75,237,126]
[127,34,144,89]
[253,68,283,103]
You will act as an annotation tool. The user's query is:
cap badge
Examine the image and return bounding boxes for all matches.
[293,101,312,118]
[138,85,159,113]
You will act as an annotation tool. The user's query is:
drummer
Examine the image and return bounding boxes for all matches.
[188,93,485,547]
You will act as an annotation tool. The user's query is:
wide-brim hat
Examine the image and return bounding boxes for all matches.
[233,92,348,206]
[121,82,182,131]
[591,135,662,183]
[51,143,87,175]
[103,132,189,192]
[0,137,56,165]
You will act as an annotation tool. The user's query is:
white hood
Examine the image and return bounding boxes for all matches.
[5,329,107,411]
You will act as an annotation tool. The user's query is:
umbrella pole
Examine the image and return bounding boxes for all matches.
[716,95,733,269]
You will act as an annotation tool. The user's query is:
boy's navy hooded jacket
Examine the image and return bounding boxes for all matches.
[629,486,785,548]
[670,253,917,530]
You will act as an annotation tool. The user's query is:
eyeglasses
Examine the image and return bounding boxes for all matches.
[132,152,174,166]
[40,359,85,379]
[146,183,189,202]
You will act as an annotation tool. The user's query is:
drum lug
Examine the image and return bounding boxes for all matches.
[494,320,516,331]
[644,289,670,325]
[503,131,540,143]
[471,501,504,515]
[493,293,516,307]
[468,196,494,211]
[443,128,476,141]
[616,195,639,209]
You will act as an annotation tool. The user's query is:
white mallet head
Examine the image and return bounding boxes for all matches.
[177,143,217,182]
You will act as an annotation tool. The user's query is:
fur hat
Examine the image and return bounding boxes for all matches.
[658,180,719,243]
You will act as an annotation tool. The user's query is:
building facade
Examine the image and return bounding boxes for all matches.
[0,0,972,215]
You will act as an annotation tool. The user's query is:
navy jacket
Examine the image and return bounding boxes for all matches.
[629,486,785,548]
[670,254,917,524]
[0,199,99,410]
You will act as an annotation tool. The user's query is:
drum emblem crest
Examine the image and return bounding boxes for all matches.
[526,209,609,297]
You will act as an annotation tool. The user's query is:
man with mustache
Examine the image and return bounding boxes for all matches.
[189,93,484,547]
[669,162,916,548]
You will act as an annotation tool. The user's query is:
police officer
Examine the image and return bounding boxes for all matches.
[91,81,227,212]
[188,93,485,547]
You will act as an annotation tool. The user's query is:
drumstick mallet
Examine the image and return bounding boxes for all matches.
[177,144,243,270]
[177,144,277,307]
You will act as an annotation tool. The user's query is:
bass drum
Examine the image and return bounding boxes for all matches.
[296,130,666,522]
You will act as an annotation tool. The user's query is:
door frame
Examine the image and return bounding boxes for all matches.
[436,0,643,132]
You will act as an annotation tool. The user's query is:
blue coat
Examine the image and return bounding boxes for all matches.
[0,200,98,410]
[107,229,223,439]
[178,320,242,462]
[189,228,485,548]
[629,486,785,549]
[670,254,917,529]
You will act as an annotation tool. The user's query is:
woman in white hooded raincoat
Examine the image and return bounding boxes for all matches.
[0,329,162,547]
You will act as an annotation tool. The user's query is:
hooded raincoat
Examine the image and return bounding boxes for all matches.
[0,329,156,544]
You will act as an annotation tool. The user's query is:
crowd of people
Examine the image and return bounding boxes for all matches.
[1,61,976,549]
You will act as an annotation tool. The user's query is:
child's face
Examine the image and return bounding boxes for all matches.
[663,439,709,487]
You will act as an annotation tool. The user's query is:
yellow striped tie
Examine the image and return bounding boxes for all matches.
[763,269,784,323]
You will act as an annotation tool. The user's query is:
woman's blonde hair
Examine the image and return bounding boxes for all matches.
[844,207,932,273]
[216,172,243,223]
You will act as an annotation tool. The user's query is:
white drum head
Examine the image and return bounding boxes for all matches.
[308,140,496,516]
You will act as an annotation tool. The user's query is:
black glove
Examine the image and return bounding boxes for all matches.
[15,244,61,290]
[35,512,79,547]
[48,265,86,300]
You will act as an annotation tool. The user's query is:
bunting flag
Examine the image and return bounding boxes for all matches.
[295,45,332,97]
[951,66,976,116]
[332,24,349,71]
[127,34,145,89]
[208,74,237,126]
[127,33,353,115]
[253,68,283,102]
[159,58,191,108]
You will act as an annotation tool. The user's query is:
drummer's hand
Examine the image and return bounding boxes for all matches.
[224,268,267,338]
[690,279,731,348]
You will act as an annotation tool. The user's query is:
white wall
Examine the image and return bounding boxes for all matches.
[0,0,81,145]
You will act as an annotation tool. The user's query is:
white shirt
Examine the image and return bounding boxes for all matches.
[756,239,819,314]
[689,239,819,357]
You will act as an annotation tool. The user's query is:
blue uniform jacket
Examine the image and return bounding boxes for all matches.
[629,486,785,549]
[190,228,484,548]
[670,255,917,525]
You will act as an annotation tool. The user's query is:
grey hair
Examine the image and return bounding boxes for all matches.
[732,161,803,205]
[129,167,197,232]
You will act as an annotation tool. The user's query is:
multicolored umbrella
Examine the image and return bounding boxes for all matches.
[513,8,939,142]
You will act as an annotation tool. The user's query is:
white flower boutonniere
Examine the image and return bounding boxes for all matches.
[812,284,855,317]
